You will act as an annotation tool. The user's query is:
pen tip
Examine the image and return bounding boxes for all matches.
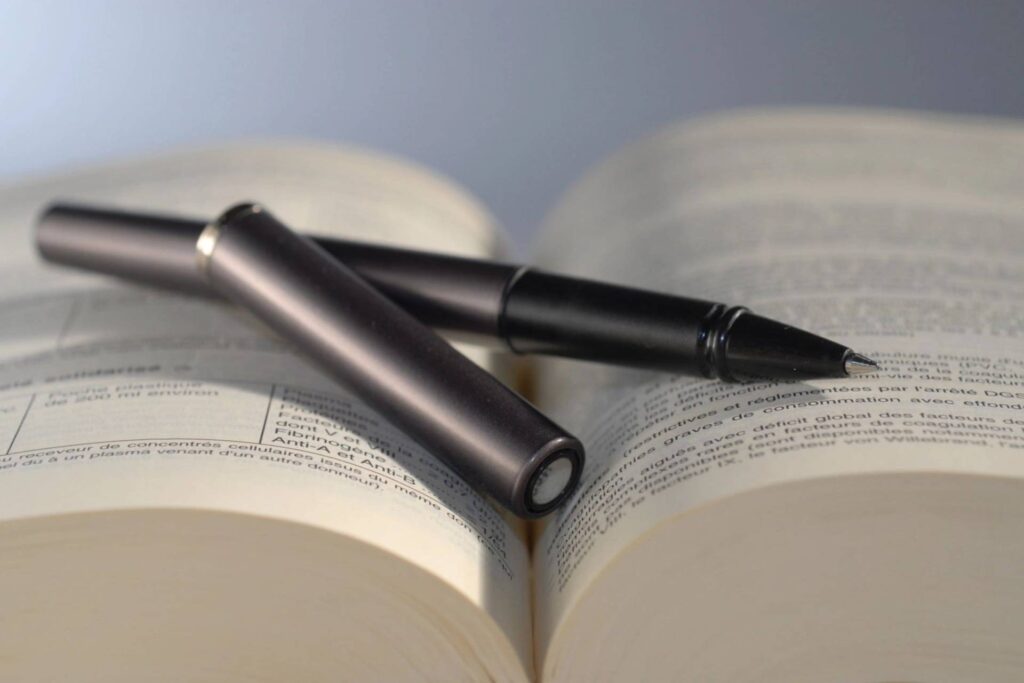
[844,352,879,377]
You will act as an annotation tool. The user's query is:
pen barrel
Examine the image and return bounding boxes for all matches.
[199,204,583,518]
[314,240,518,341]
[36,203,210,294]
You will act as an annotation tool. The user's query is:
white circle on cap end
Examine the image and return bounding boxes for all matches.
[530,455,574,507]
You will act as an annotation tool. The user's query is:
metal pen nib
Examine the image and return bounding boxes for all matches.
[844,352,879,376]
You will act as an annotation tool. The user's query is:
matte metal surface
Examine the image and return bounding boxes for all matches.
[36,203,210,294]
[199,204,582,518]
[316,240,516,341]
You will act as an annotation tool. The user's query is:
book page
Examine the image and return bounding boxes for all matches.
[0,144,532,680]
[531,109,1024,659]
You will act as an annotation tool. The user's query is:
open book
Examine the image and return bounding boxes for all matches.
[2,108,1023,681]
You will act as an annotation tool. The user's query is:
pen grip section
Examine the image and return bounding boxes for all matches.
[501,271,719,374]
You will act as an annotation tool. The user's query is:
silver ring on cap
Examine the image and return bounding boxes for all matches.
[195,202,264,276]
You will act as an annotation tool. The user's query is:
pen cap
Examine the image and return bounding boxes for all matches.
[36,203,209,293]
[197,203,583,518]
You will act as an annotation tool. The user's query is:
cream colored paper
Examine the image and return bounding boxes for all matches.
[533,110,1024,681]
[0,143,531,682]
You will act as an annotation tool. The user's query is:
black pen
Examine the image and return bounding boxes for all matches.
[36,202,877,381]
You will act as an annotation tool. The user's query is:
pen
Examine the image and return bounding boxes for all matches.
[36,202,878,381]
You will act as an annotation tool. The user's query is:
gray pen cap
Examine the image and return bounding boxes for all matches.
[192,203,583,517]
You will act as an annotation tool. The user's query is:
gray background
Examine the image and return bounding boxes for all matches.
[3,1,1023,250]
